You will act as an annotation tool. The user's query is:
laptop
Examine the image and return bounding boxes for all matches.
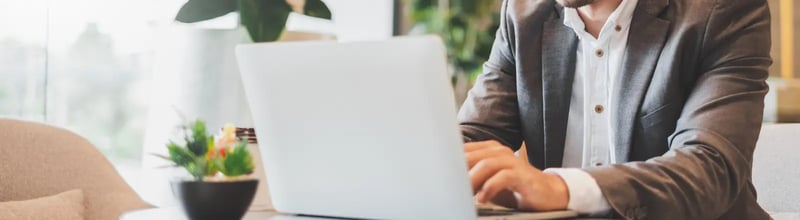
[236,36,577,220]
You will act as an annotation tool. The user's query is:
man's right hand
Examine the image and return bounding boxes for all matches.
[464,141,570,211]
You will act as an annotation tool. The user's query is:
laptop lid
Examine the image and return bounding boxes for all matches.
[236,36,475,219]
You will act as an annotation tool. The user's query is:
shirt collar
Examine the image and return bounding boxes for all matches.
[562,0,639,41]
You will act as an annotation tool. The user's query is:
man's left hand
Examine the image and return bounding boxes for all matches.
[465,140,570,211]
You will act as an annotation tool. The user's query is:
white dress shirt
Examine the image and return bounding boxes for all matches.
[543,0,638,215]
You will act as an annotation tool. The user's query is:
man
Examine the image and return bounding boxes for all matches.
[459,0,772,219]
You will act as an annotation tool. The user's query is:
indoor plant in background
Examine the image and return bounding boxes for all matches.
[407,0,500,105]
[155,120,257,220]
[175,0,333,42]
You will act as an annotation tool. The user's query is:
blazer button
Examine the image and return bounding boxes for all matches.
[615,25,622,32]
[594,105,604,113]
[595,49,604,58]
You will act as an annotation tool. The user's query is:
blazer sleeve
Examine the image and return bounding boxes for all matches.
[584,0,772,219]
[458,0,524,150]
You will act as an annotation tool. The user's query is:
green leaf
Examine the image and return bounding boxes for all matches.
[192,119,208,139]
[412,0,436,11]
[220,141,254,176]
[207,156,224,176]
[239,0,292,42]
[154,164,181,169]
[407,0,501,77]
[149,153,172,162]
[303,0,332,20]
[175,0,238,23]
[188,157,209,181]
[167,142,197,167]
[188,120,209,156]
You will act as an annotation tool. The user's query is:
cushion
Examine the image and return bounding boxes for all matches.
[0,189,85,220]
[0,118,151,220]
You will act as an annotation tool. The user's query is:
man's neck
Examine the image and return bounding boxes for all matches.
[577,0,622,38]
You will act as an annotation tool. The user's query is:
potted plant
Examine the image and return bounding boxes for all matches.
[155,120,257,220]
[407,0,500,104]
[175,0,333,42]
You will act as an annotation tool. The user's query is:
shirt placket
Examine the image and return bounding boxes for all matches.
[590,38,611,167]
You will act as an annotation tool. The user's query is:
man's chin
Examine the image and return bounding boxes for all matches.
[555,0,596,8]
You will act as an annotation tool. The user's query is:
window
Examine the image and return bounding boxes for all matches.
[1,0,185,188]
[0,1,48,121]
[2,0,395,206]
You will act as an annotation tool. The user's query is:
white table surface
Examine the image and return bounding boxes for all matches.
[120,207,336,220]
[120,207,612,220]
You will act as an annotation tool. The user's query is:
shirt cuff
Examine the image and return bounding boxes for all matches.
[544,168,611,215]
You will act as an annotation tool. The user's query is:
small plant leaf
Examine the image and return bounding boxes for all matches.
[167,142,196,167]
[303,0,332,20]
[239,0,292,42]
[176,0,238,23]
[154,164,181,169]
[149,153,172,161]
[188,120,209,156]
[188,157,208,181]
[221,141,254,176]
[215,155,227,175]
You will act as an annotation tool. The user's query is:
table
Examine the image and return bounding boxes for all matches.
[120,207,332,220]
[121,207,614,220]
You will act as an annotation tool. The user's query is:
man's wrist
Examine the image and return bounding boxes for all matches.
[543,168,612,214]
[544,172,570,210]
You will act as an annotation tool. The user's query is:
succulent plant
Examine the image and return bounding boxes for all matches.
[156,120,255,181]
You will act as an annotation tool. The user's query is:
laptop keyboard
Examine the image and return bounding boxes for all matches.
[476,203,517,216]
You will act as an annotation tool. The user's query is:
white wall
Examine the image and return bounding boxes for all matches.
[326,0,394,41]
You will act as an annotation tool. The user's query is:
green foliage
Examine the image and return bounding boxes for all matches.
[220,142,255,176]
[187,120,209,156]
[167,142,196,166]
[188,157,209,180]
[303,0,332,20]
[167,141,209,181]
[175,0,333,42]
[239,0,293,42]
[155,119,255,181]
[175,0,238,23]
[409,0,501,82]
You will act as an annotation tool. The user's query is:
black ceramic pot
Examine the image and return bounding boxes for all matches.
[172,179,259,220]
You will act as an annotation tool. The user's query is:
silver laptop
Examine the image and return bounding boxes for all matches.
[236,36,577,220]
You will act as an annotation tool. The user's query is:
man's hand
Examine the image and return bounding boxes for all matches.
[465,140,569,211]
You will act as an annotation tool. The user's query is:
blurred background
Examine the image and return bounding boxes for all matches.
[1,0,797,206]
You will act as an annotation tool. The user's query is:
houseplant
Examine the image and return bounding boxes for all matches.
[407,0,500,103]
[175,0,333,42]
[155,120,257,220]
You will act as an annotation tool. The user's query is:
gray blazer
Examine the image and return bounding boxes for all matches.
[457,0,772,219]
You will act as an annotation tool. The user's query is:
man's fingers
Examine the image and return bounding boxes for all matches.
[466,146,514,169]
[469,156,514,193]
[464,140,504,152]
[476,169,516,203]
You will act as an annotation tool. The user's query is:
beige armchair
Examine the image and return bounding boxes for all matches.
[0,118,151,220]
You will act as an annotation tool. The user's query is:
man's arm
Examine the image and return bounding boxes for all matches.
[458,0,524,150]
[584,0,771,218]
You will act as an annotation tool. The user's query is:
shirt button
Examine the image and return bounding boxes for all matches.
[615,25,622,32]
[594,105,604,113]
[595,49,604,58]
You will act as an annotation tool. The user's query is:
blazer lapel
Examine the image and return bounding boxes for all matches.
[541,12,578,168]
[612,0,670,163]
